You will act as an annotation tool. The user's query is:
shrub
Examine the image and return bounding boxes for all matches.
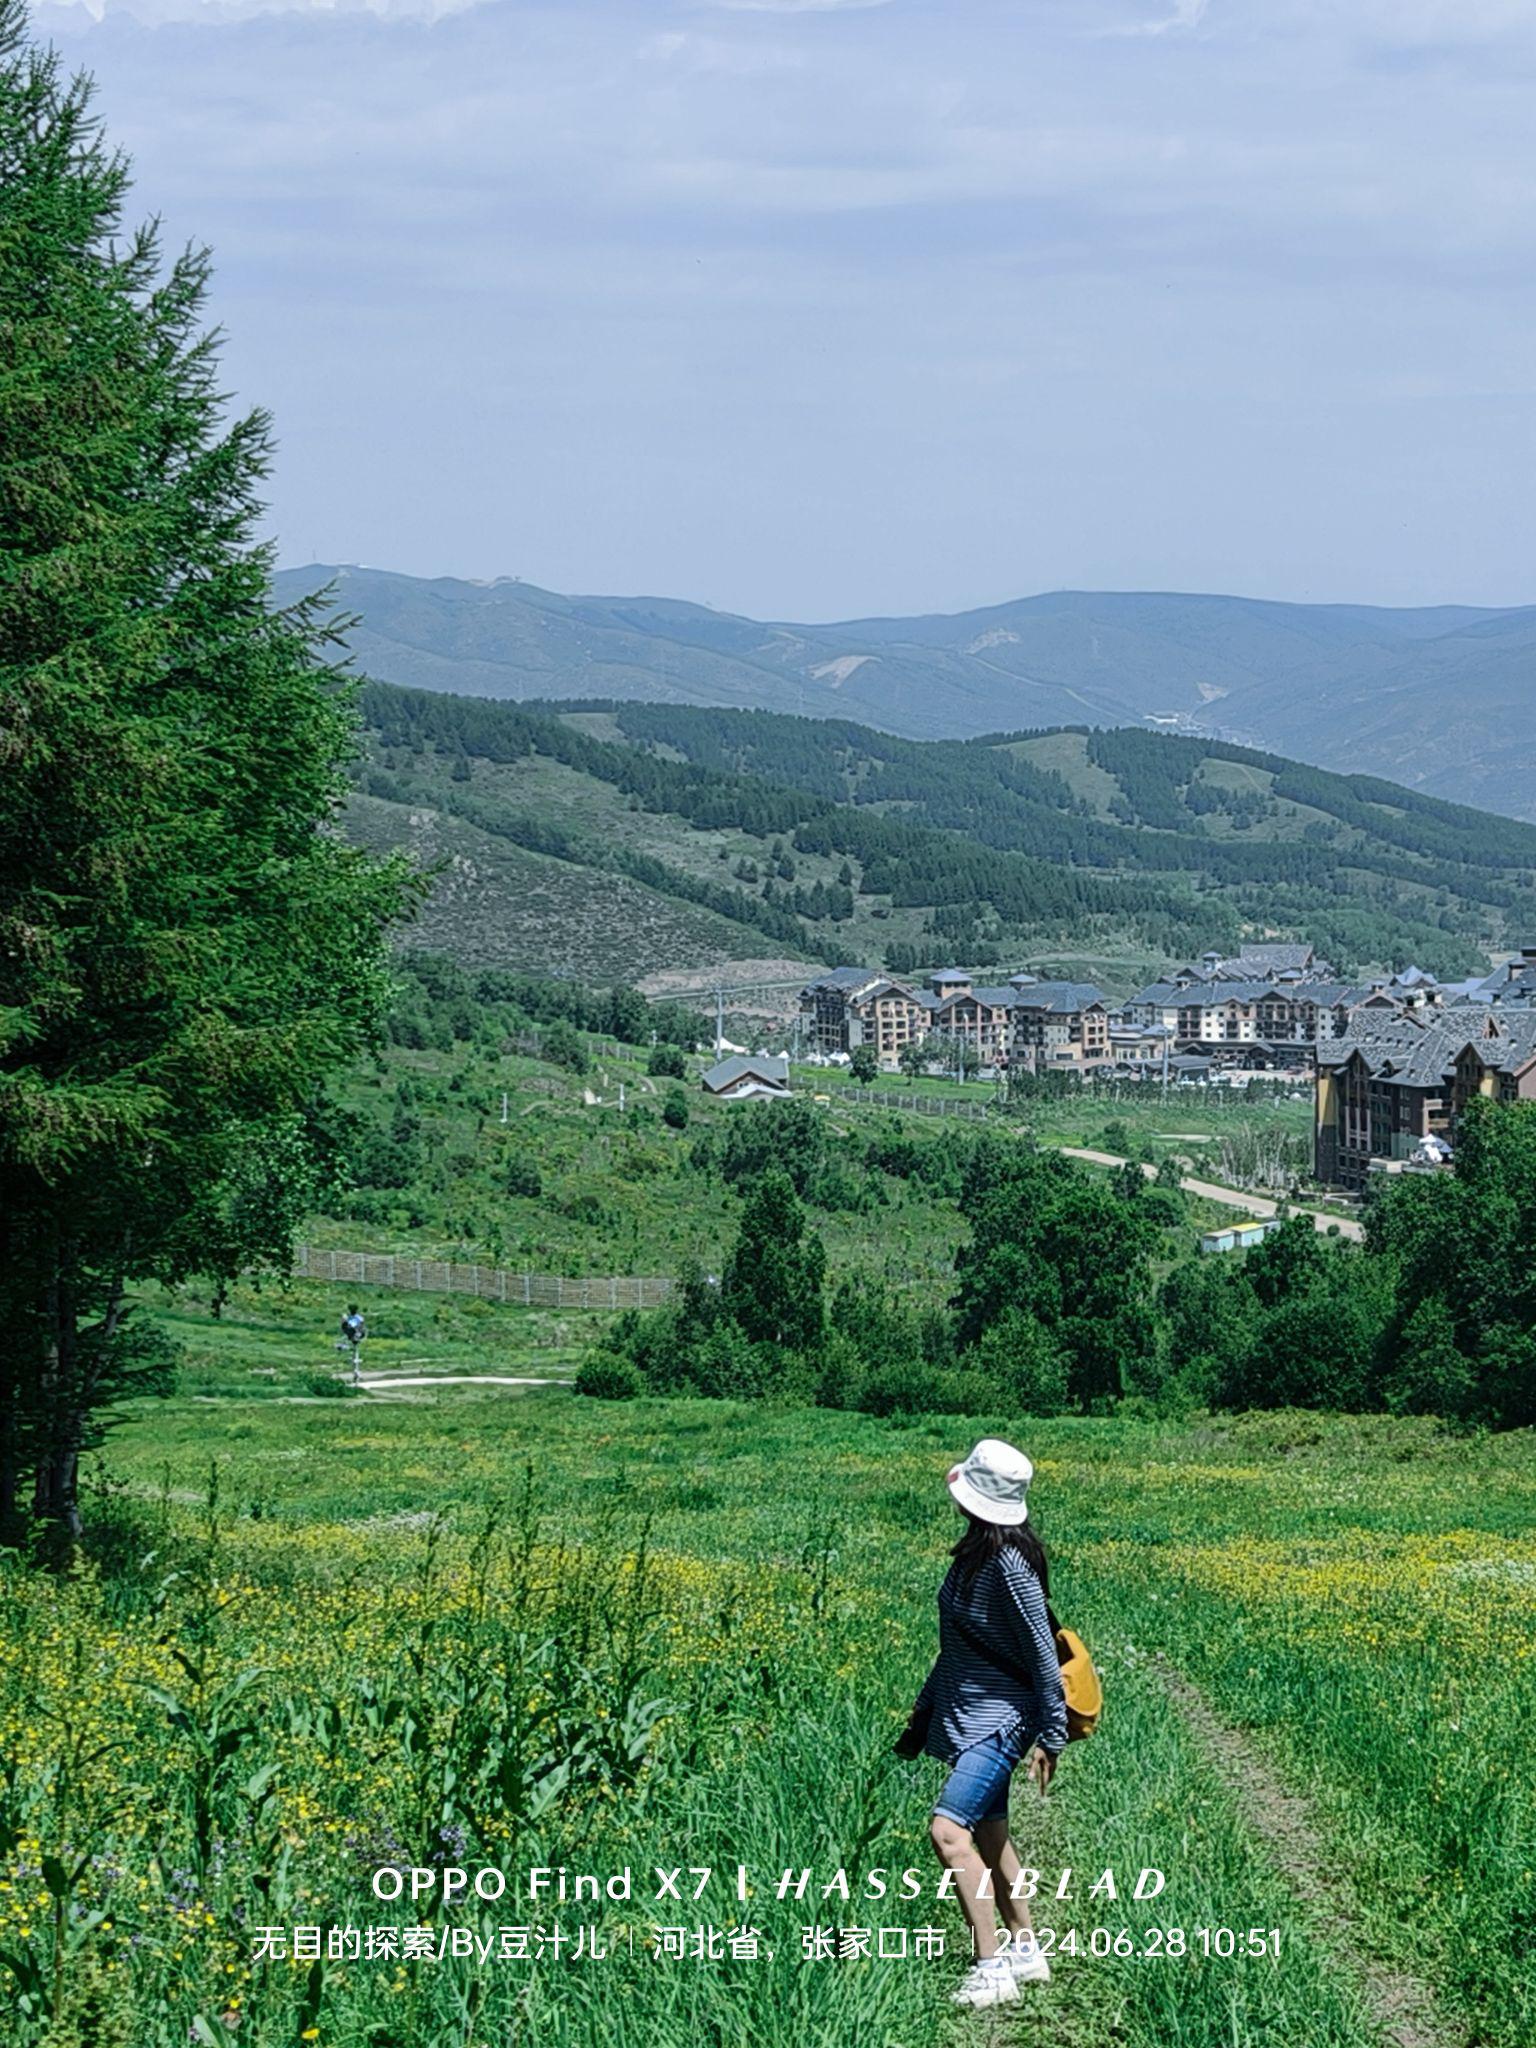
[504,1157,543,1199]
[974,1309,1070,1416]
[814,1330,867,1410]
[859,1361,1004,1417]
[648,1042,687,1079]
[661,1088,690,1130]
[1383,1300,1476,1420]
[541,1019,590,1075]
[302,1372,358,1399]
[689,1322,776,1400]
[576,1351,648,1400]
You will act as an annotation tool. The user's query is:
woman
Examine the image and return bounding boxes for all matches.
[895,1436,1067,2010]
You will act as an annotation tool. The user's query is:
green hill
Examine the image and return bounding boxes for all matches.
[351,685,1536,991]
[280,563,1536,820]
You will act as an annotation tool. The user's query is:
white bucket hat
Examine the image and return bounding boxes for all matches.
[946,1438,1033,1526]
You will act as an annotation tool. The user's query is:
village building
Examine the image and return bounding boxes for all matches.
[700,1053,792,1102]
[1199,1218,1285,1254]
[798,967,931,1060]
[1315,1010,1536,1190]
[1006,977,1112,1071]
[926,973,1018,1066]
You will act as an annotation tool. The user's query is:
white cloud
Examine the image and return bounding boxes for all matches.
[1102,0,1209,37]
[32,0,1536,615]
[704,0,892,13]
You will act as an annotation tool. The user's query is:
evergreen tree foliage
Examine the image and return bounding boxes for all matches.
[0,9,413,1536]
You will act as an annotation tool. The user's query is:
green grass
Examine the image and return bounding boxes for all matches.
[7,1391,1530,2047]
[143,1278,600,1399]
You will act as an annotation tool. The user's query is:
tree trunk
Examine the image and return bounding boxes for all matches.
[30,1270,83,1544]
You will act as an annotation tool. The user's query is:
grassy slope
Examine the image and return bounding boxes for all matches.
[294,1026,1310,1281]
[351,691,1536,992]
[343,789,780,981]
[60,1387,1534,2048]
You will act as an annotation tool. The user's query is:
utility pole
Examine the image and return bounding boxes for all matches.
[715,984,725,1059]
[500,1091,509,1124]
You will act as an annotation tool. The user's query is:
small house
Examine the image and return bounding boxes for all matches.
[700,1054,792,1102]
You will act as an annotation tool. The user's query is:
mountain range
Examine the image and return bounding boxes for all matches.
[275,565,1536,823]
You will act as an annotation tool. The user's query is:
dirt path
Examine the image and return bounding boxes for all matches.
[1158,1661,1459,2048]
[1059,1147,1363,1241]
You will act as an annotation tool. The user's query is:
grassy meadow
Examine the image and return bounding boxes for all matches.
[310,1008,1315,1287]
[3,1342,1531,2048]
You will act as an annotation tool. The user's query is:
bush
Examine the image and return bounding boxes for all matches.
[814,1330,868,1410]
[1383,1300,1475,1420]
[974,1309,1070,1416]
[689,1322,777,1400]
[504,1156,543,1198]
[648,1042,687,1079]
[576,1351,648,1400]
[302,1371,358,1398]
[541,1019,590,1075]
[661,1087,690,1130]
[859,1360,1005,1418]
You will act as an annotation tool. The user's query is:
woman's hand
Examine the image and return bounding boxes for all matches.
[1028,1747,1058,1797]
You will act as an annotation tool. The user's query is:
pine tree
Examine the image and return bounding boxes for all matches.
[0,8,416,1538]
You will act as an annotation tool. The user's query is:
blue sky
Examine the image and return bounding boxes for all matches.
[35,0,1536,619]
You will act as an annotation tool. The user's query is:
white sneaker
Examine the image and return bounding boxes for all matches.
[1005,1938,1051,1985]
[951,1957,1020,2009]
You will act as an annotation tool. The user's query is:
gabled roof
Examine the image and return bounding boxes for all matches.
[1008,979,1107,1013]
[805,965,882,992]
[1135,975,1355,1009]
[702,1053,790,1092]
[1318,1010,1536,1088]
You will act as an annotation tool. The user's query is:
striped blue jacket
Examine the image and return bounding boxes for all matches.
[913,1548,1068,1763]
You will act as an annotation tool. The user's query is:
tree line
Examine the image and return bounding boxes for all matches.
[581,1094,1536,1432]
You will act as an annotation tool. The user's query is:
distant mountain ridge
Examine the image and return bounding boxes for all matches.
[274,565,1536,821]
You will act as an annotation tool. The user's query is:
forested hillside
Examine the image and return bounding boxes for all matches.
[278,565,1536,820]
[352,685,1536,989]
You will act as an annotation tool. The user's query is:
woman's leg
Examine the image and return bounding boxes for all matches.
[928,1815,1001,1960]
[972,1817,1037,1947]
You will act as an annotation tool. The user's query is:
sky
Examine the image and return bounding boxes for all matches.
[32,0,1536,621]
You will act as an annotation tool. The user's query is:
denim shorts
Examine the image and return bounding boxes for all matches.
[932,1725,1029,1830]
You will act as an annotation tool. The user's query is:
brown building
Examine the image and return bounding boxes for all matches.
[927,974,1016,1065]
[799,967,931,1061]
[1315,1011,1536,1190]
[1007,977,1111,1071]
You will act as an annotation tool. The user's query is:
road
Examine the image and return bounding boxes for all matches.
[1059,1148,1364,1241]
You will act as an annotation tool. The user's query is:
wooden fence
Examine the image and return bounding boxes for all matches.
[290,1245,672,1309]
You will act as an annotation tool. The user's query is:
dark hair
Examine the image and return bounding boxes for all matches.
[951,1512,1050,1596]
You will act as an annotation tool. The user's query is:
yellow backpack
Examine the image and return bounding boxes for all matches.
[1052,1620,1103,1741]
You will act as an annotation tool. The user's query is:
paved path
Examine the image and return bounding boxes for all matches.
[357,1373,574,1392]
[1059,1147,1364,1240]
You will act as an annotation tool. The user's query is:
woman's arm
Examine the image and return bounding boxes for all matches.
[998,1554,1068,1754]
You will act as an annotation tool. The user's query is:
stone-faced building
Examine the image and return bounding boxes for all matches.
[799,967,932,1061]
[1315,1010,1536,1190]
[1006,977,1111,1070]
